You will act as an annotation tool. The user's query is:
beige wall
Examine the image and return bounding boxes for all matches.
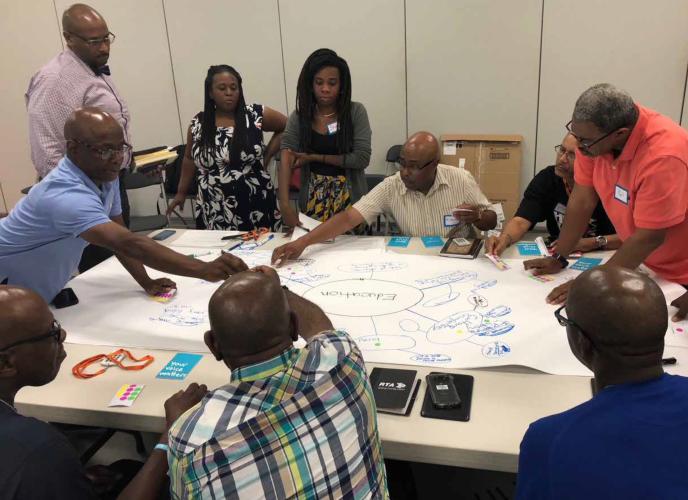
[0,1,63,209]
[2,0,688,212]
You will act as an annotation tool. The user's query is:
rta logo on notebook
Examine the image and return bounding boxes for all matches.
[378,382,407,390]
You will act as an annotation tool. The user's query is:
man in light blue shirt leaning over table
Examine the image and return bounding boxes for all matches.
[0,107,247,304]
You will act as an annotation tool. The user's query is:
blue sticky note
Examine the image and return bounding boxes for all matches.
[156,353,203,380]
[388,236,411,247]
[421,236,445,248]
[570,257,603,271]
[516,242,542,256]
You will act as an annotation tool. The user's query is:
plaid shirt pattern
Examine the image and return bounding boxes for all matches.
[167,330,388,499]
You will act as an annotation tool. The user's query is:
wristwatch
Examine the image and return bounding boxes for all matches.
[595,235,608,249]
[551,253,569,269]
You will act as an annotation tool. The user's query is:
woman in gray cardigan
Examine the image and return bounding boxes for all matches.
[278,48,371,228]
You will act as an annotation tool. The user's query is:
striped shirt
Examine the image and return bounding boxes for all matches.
[25,49,131,178]
[353,163,490,237]
[167,330,388,500]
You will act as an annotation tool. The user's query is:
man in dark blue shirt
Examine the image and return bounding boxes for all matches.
[516,266,688,499]
[0,285,207,499]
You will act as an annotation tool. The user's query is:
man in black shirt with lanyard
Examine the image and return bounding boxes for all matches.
[486,133,618,256]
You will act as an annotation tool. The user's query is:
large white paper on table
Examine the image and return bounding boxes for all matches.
[169,229,242,248]
[289,213,385,255]
[56,248,688,377]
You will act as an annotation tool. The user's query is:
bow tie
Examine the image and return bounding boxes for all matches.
[96,65,111,76]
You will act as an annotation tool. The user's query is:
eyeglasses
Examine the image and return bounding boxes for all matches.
[565,121,620,150]
[395,158,435,172]
[0,319,64,351]
[72,139,132,161]
[554,145,576,163]
[67,31,116,47]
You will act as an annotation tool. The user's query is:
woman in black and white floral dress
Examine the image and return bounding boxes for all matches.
[168,65,286,230]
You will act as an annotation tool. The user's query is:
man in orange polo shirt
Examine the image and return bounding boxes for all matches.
[524,83,688,321]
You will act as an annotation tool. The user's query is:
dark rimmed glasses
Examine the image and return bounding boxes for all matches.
[67,31,116,46]
[565,120,620,150]
[395,158,435,172]
[0,319,64,351]
[72,139,132,162]
[554,144,575,163]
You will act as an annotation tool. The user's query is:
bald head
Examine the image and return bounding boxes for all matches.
[65,107,125,183]
[0,286,50,347]
[62,3,105,33]
[62,4,110,69]
[0,286,66,395]
[208,272,292,366]
[567,267,667,356]
[65,107,121,144]
[404,131,440,161]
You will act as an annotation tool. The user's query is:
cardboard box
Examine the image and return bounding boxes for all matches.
[440,134,522,220]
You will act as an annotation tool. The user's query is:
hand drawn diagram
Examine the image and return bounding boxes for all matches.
[287,254,525,370]
[57,247,594,375]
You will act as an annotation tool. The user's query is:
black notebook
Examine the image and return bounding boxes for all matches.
[369,368,420,415]
[439,237,483,259]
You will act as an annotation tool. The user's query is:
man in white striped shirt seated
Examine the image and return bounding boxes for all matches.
[272,131,496,263]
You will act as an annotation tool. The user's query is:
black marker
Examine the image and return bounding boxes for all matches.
[662,357,677,365]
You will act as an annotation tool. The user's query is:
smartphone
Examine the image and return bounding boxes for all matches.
[426,373,461,409]
[152,229,176,241]
[52,287,79,309]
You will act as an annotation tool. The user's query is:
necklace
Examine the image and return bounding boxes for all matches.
[317,106,336,118]
[0,398,15,412]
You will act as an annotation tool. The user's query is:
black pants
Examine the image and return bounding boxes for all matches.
[78,170,130,274]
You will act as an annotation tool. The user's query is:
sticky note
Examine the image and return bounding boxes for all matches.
[109,384,145,407]
[152,288,177,303]
[570,257,603,271]
[528,274,555,283]
[485,253,510,271]
[421,236,444,248]
[156,353,203,380]
[388,236,411,248]
[516,242,542,256]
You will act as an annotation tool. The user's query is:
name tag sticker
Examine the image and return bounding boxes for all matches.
[327,122,338,135]
[614,185,629,205]
[443,214,459,227]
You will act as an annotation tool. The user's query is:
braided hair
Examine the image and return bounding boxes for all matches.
[295,48,353,154]
[199,65,248,167]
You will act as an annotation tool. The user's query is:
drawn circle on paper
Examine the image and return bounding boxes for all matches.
[482,341,511,358]
[426,311,482,344]
[356,334,416,351]
[302,279,423,317]
[152,304,207,327]
[399,319,420,332]
[410,353,452,364]
[337,262,407,273]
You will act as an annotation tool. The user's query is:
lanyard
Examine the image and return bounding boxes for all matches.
[72,348,154,379]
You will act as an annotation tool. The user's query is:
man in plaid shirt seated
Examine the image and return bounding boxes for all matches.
[167,265,388,499]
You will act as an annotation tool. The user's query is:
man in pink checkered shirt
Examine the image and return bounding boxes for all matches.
[26,3,132,269]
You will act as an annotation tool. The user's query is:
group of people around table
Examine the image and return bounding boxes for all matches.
[1,2,688,499]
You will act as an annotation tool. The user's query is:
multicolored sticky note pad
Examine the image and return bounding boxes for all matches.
[152,288,177,303]
[387,236,411,248]
[528,273,556,283]
[109,384,145,407]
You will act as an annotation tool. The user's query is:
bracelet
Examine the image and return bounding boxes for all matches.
[154,443,169,453]
[321,154,326,164]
